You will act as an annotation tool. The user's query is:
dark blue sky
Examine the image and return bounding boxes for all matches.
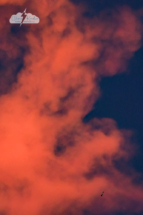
[70,0,143,174]
[84,47,143,173]
[71,0,143,12]
[71,1,143,214]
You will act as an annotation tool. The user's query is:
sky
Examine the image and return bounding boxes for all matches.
[0,0,143,214]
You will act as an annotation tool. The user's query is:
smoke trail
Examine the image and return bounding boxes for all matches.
[0,0,142,214]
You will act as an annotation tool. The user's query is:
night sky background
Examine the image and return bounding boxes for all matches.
[81,0,143,184]
[76,0,143,214]
[82,0,143,215]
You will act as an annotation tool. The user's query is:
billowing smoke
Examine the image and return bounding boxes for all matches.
[0,0,142,214]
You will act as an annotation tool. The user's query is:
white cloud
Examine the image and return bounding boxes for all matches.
[9,12,40,24]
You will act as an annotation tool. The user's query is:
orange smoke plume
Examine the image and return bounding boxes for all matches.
[0,0,142,215]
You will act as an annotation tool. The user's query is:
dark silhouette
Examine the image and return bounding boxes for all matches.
[101,191,104,196]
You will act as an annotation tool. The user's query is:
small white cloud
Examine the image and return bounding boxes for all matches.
[9,12,40,24]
